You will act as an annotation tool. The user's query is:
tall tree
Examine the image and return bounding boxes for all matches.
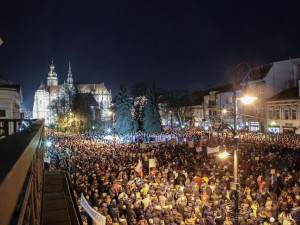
[144,82,162,133]
[164,89,195,127]
[114,83,135,134]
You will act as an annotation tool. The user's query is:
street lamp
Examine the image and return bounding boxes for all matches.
[109,110,116,147]
[231,62,256,225]
[169,110,173,129]
[46,141,52,147]
[218,144,230,159]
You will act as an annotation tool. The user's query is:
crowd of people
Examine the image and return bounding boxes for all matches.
[45,130,300,225]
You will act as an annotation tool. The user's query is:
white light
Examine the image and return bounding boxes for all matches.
[240,95,257,105]
[195,122,199,127]
[92,126,95,129]
[46,141,52,147]
[107,128,111,132]
[218,151,230,159]
[181,125,185,129]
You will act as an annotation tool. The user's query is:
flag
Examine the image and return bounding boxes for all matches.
[81,193,106,225]
[135,159,143,177]
[207,146,220,154]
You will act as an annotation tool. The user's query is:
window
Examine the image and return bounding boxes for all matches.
[206,110,209,116]
[275,109,280,119]
[206,100,209,105]
[285,109,289,120]
[0,110,6,117]
[292,109,297,120]
[229,97,233,104]
[260,89,264,98]
[269,110,273,119]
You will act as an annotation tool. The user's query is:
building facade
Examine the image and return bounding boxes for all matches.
[203,85,243,130]
[241,58,300,132]
[33,60,112,126]
[0,78,22,135]
[266,85,300,134]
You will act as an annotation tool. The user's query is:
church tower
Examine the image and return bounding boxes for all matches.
[67,61,73,88]
[47,59,58,86]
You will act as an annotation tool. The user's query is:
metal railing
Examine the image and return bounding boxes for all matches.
[0,120,44,225]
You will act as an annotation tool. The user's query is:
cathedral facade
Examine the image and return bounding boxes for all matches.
[33,60,112,126]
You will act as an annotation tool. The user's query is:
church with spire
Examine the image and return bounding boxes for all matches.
[33,59,112,126]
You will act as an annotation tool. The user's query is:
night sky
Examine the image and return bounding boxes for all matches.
[1,0,300,109]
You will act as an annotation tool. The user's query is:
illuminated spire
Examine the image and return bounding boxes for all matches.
[47,58,58,86]
[67,60,73,85]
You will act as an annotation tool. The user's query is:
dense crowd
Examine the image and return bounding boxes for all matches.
[45,131,300,225]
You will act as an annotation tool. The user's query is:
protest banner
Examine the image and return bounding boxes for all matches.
[207,146,220,154]
[149,158,157,168]
[81,193,106,225]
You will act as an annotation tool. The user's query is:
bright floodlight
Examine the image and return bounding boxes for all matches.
[92,126,95,129]
[46,141,52,147]
[218,150,230,159]
[240,95,257,105]
[222,109,228,114]
[107,128,111,132]
[181,125,185,129]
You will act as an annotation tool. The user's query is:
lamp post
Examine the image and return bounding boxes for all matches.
[231,62,255,224]
[109,110,116,148]
[170,110,173,129]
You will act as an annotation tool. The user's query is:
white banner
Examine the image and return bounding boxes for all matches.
[207,146,220,154]
[149,158,157,168]
[81,193,106,225]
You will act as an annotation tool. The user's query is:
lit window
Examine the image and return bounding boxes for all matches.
[292,109,297,120]
[269,110,273,119]
[275,110,280,119]
[285,109,289,120]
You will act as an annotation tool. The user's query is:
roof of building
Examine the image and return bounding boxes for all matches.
[242,64,272,83]
[266,87,299,101]
[76,83,110,95]
[0,77,14,85]
[205,83,233,94]
[0,84,22,94]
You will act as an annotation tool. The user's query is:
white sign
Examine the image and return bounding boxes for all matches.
[81,193,106,225]
[207,146,220,154]
[149,158,157,168]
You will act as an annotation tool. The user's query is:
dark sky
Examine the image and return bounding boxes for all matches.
[1,0,300,109]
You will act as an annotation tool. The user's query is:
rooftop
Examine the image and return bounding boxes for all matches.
[266,87,299,101]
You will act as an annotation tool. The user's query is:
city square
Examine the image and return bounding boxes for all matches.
[1,1,300,225]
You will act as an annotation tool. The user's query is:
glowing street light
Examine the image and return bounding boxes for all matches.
[239,95,257,105]
[218,150,230,159]
[46,141,52,147]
